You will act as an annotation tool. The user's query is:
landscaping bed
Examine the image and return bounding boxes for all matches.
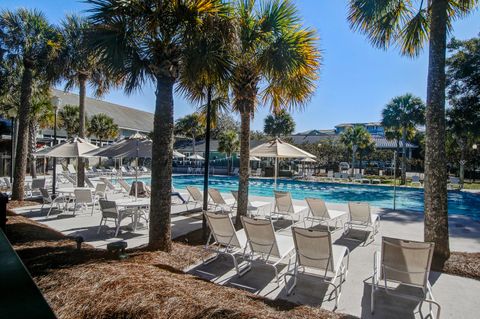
[5,211,353,319]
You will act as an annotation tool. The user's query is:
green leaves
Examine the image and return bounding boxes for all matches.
[348,0,479,57]
[88,113,119,141]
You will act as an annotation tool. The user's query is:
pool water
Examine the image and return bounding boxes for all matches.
[125,175,480,222]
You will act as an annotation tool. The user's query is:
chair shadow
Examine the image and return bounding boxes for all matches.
[277,274,331,307]
[189,254,241,282]
[361,279,432,319]
[225,262,285,296]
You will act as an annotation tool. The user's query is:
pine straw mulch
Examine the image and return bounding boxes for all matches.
[442,252,480,280]
[5,211,354,319]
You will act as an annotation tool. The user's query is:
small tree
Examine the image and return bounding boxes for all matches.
[88,113,119,166]
[174,113,205,155]
[340,126,372,176]
[218,130,240,175]
[58,104,80,138]
[263,110,296,138]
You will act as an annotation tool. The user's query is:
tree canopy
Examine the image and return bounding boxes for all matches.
[263,110,296,138]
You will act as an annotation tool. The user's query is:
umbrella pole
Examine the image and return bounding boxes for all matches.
[274,157,278,190]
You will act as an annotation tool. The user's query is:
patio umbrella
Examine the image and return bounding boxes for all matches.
[36,137,98,158]
[187,154,205,160]
[173,150,185,158]
[250,138,316,188]
[249,156,261,161]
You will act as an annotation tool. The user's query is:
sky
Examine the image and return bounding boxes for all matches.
[2,0,479,133]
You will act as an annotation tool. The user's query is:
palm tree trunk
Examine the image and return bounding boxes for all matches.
[459,141,466,186]
[424,0,450,268]
[401,126,407,185]
[227,152,231,175]
[192,137,196,155]
[98,139,102,167]
[28,120,37,178]
[351,148,355,177]
[77,75,87,187]
[235,110,251,228]
[12,65,33,200]
[148,76,174,252]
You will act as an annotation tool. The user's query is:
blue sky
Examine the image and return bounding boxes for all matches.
[2,0,479,132]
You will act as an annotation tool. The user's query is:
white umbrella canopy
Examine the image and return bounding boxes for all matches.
[301,157,317,163]
[173,150,186,158]
[37,137,98,158]
[187,154,205,160]
[249,156,261,161]
[250,139,316,188]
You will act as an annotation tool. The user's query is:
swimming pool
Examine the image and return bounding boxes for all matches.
[125,175,480,221]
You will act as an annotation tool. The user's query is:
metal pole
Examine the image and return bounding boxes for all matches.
[10,117,14,182]
[52,97,60,195]
[203,87,212,212]
[274,157,278,189]
[393,151,397,210]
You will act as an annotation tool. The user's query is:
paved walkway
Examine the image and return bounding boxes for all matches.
[11,189,480,318]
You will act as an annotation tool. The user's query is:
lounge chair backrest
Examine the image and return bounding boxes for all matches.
[40,188,50,201]
[67,164,76,174]
[55,164,64,174]
[292,227,334,272]
[63,172,76,185]
[118,179,131,192]
[31,178,46,190]
[204,212,241,248]
[208,188,226,205]
[274,191,294,213]
[449,176,460,184]
[121,166,128,173]
[381,237,434,288]
[84,176,95,188]
[187,186,203,202]
[412,176,420,183]
[341,173,349,179]
[74,189,93,204]
[334,172,341,178]
[354,173,362,179]
[327,170,334,178]
[305,198,329,219]
[348,202,371,223]
[231,190,238,202]
[241,217,280,258]
[3,177,11,188]
[95,182,107,194]
[256,168,262,175]
[100,177,116,190]
[99,199,118,219]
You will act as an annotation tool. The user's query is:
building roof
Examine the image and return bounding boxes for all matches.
[372,136,417,148]
[51,89,154,133]
[294,129,336,136]
[335,122,382,128]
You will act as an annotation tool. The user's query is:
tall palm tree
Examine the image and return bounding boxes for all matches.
[218,130,240,175]
[88,0,227,251]
[348,0,479,267]
[59,15,118,187]
[88,113,119,166]
[58,104,80,138]
[174,114,205,155]
[231,0,320,227]
[340,126,372,177]
[382,94,425,184]
[0,9,62,200]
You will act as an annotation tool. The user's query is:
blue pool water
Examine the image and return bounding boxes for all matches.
[125,175,480,221]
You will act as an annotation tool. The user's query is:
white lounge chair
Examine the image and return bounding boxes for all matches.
[371,237,439,318]
[411,175,422,187]
[186,186,204,209]
[285,227,349,308]
[118,179,132,194]
[448,176,461,189]
[208,188,235,213]
[93,182,107,201]
[344,202,380,244]
[304,197,346,231]
[271,191,307,226]
[100,177,123,193]
[97,199,135,237]
[84,175,95,188]
[232,168,239,176]
[26,178,46,197]
[67,164,76,175]
[241,216,295,283]
[231,190,270,217]
[203,211,248,274]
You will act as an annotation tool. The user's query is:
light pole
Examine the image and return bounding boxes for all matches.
[473,144,477,183]
[51,96,61,195]
[352,144,358,177]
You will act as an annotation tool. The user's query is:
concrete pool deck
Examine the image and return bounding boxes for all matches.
[11,189,480,318]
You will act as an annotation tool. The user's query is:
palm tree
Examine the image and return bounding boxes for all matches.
[382,94,425,184]
[264,110,296,138]
[59,15,118,187]
[58,105,80,138]
[0,9,62,200]
[88,0,227,251]
[218,130,240,175]
[340,126,372,177]
[347,0,479,267]
[88,113,119,166]
[231,0,320,227]
[174,114,205,155]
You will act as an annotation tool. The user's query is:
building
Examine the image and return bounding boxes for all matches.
[38,89,155,145]
[334,122,385,136]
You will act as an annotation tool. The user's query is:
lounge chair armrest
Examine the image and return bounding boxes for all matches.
[372,250,380,284]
